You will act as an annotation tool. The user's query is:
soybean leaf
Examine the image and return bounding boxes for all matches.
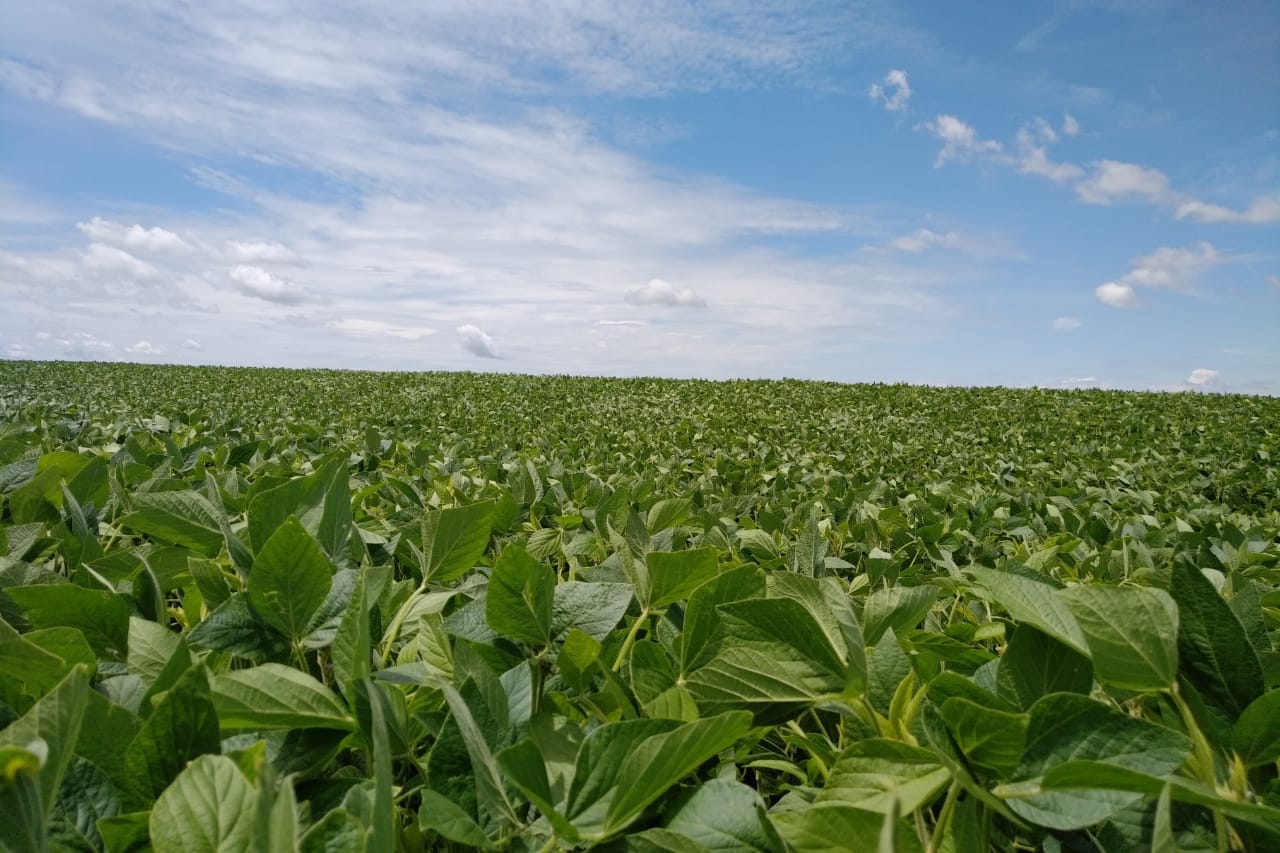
[0,665,91,824]
[421,500,495,585]
[863,585,938,647]
[247,518,333,643]
[602,711,753,837]
[1169,561,1263,731]
[186,594,289,663]
[965,566,1088,656]
[122,663,221,806]
[646,547,718,610]
[676,565,767,675]
[551,581,634,642]
[665,778,784,852]
[817,739,951,815]
[419,789,493,850]
[995,624,1093,710]
[210,664,353,731]
[149,754,256,853]
[771,803,922,853]
[1001,692,1191,830]
[1060,585,1179,693]
[1233,690,1280,767]
[7,584,130,662]
[487,545,555,646]
[119,490,225,556]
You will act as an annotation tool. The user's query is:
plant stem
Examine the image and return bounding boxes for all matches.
[611,607,649,672]
[379,580,426,667]
[928,782,962,853]
[1170,683,1228,850]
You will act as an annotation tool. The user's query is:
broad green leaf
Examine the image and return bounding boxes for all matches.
[186,594,290,662]
[432,675,520,829]
[0,665,91,825]
[331,571,370,704]
[123,664,221,805]
[565,719,679,831]
[965,566,1088,656]
[686,597,847,722]
[551,581,634,642]
[771,803,923,853]
[1060,585,1179,692]
[298,808,364,853]
[0,617,75,696]
[1033,760,1280,836]
[863,585,938,646]
[866,628,911,716]
[939,698,1028,777]
[665,778,784,852]
[247,518,333,643]
[127,617,181,687]
[362,680,395,853]
[247,458,352,568]
[418,789,493,850]
[486,545,555,646]
[1002,692,1191,830]
[496,738,577,840]
[818,739,951,815]
[677,565,767,674]
[422,500,495,584]
[603,711,753,836]
[150,755,256,853]
[1233,690,1280,767]
[995,624,1093,710]
[646,547,718,609]
[119,490,225,556]
[211,664,353,731]
[7,584,130,662]
[1169,561,1263,731]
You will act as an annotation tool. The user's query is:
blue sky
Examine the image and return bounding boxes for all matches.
[1,1,1277,393]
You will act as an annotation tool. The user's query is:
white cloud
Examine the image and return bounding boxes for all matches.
[888,229,965,253]
[597,319,647,327]
[1061,376,1099,387]
[182,338,203,350]
[1175,195,1280,225]
[78,217,192,254]
[225,240,295,262]
[868,69,911,112]
[328,318,435,340]
[83,243,159,280]
[1015,120,1084,184]
[1187,368,1217,386]
[625,278,706,307]
[921,115,1003,167]
[457,324,499,359]
[1075,160,1174,205]
[1062,113,1080,136]
[1095,282,1138,308]
[1095,242,1219,309]
[228,265,307,303]
[1051,316,1081,331]
[125,340,163,355]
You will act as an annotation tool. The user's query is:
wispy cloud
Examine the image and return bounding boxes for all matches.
[1095,242,1220,309]
[868,69,911,112]
[1051,316,1082,331]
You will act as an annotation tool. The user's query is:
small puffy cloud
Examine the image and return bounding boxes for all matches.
[625,278,706,307]
[1075,160,1173,205]
[1096,242,1219,309]
[182,338,203,350]
[228,265,307,303]
[1175,195,1280,225]
[125,340,163,355]
[921,115,1002,167]
[225,240,295,262]
[1062,113,1080,136]
[888,228,965,253]
[1187,368,1217,386]
[78,217,192,253]
[56,332,114,358]
[1015,120,1084,184]
[328,318,435,340]
[83,243,159,279]
[457,324,500,358]
[1122,242,1217,291]
[868,69,911,112]
[1096,281,1138,308]
[1051,316,1081,331]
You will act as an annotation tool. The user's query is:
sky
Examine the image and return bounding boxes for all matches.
[1,1,1278,394]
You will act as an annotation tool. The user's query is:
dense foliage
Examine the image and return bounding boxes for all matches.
[1,360,1278,852]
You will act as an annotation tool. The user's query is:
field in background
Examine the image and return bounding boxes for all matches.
[1,360,1278,851]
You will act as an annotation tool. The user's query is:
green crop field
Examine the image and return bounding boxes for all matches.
[1,360,1278,852]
